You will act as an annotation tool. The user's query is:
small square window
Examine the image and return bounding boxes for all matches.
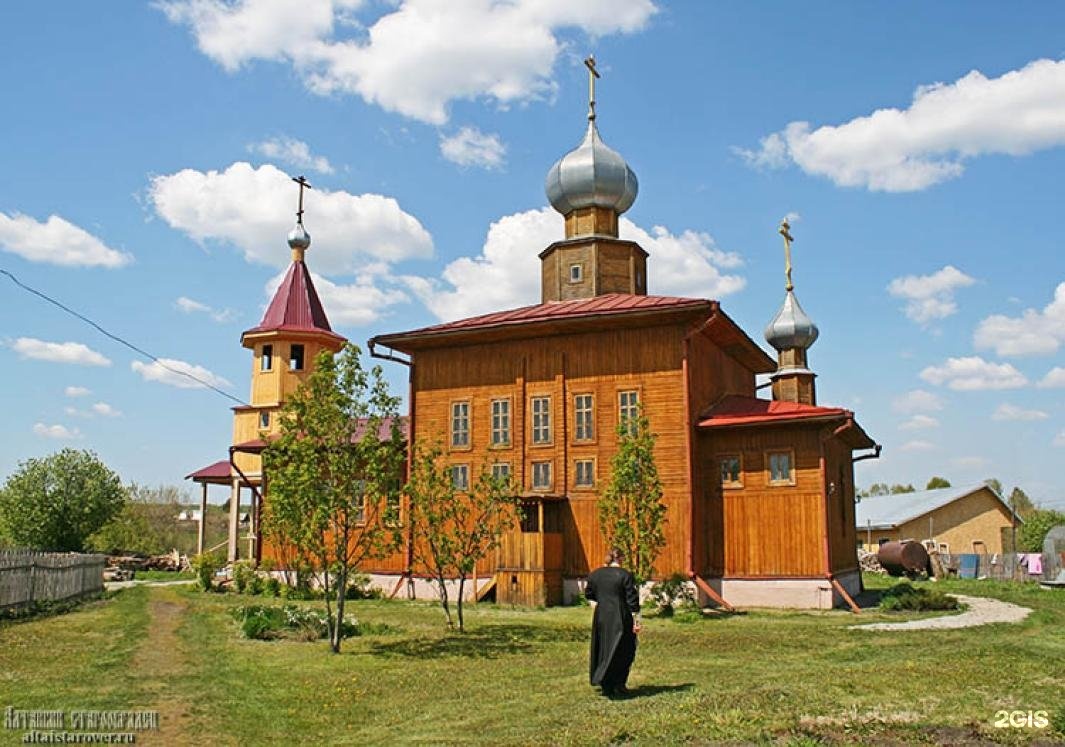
[258,411,270,429]
[532,461,552,491]
[451,402,470,448]
[491,398,510,446]
[450,464,469,491]
[569,264,583,283]
[289,344,305,371]
[767,451,794,485]
[575,459,595,488]
[261,344,273,372]
[531,396,551,444]
[720,456,742,488]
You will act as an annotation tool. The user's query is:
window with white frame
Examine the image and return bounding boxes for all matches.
[569,263,583,283]
[618,390,639,433]
[490,398,510,446]
[532,461,552,491]
[491,462,511,483]
[450,464,469,491]
[575,459,595,488]
[451,401,470,448]
[258,411,270,429]
[574,393,594,441]
[531,396,551,444]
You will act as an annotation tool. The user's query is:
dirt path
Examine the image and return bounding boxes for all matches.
[850,594,1031,631]
[130,587,197,745]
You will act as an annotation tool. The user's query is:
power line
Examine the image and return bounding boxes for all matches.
[2,267,248,406]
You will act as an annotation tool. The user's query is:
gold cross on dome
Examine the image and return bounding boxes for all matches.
[779,219,795,292]
[584,55,601,121]
[292,175,313,225]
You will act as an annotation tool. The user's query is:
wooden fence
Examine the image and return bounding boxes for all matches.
[0,551,106,610]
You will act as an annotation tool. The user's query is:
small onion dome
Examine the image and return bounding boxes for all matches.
[288,223,311,251]
[765,290,819,351]
[545,120,638,216]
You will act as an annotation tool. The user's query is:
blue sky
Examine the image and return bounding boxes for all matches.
[1,1,1063,508]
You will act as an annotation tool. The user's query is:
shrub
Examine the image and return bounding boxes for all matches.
[263,577,281,597]
[649,573,695,617]
[879,582,959,612]
[232,561,255,594]
[344,572,382,600]
[246,574,264,596]
[230,604,379,641]
[191,552,222,592]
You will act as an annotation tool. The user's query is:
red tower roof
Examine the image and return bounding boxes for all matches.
[241,260,345,344]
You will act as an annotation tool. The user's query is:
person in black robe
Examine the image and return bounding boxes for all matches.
[585,547,641,696]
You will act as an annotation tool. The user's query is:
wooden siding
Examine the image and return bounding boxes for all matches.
[385,320,696,580]
[700,426,829,577]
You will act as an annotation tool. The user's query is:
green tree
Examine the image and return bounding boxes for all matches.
[0,449,124,552]
[1017,509,1065,552]
[90,483,200,555]
[926,476,951,490]
[890,483,916,494]
[1008,487,1037,518]
[406,445,520,631]
[598,410,666,586]
[985,478,1004,495]
[262,344,404,653]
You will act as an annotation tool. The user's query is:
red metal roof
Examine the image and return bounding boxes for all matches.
[698,394,849,428]
[242,260,345,343]
[374,293,709,343]
[185,459,232,481]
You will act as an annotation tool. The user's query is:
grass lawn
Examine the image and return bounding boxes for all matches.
[131,570,198,582]
[0,575,1062,745]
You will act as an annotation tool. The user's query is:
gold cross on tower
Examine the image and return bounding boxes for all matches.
[779,219,795,292]
[584,55,601,121]
[292,175,313,225]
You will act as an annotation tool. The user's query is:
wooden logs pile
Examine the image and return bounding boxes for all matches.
[858,548,886,574]
[106,549,190,573]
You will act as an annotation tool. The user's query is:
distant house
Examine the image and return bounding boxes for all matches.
[856,483,1020,554]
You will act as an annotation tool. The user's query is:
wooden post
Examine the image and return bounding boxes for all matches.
[227,478,240,562]
[197,482,208,556]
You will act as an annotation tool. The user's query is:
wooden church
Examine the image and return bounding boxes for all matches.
[188,64,878,610]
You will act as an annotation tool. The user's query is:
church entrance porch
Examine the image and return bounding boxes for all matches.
[496,497,564,606]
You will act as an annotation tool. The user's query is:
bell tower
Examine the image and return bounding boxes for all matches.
[541,56,646,302]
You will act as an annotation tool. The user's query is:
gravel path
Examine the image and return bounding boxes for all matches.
[851,594,1031,631]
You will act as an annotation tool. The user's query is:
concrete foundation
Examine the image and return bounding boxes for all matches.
[699,570,861,610]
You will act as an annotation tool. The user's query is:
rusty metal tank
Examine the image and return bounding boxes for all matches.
[877,541,930,577]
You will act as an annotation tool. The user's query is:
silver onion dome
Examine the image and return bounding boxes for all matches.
[765,290,819,351]
[545,120,638,215]
[287,223,311,251]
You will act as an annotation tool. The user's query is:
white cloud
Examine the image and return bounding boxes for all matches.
[131,358,232,390]
[1038,366,1065,388]
[403,207,745,322]
[892,389,944,413]
[919,356,1028,391]
[440,127,506,169]
[176,296,237,323]
[33,423,82,440]
[992,403,1048,421]
[10,338,111,367]
[951,456,988,468]
[92,402,122,418]
[899,440,936,452]
[64,386,90,398]
[899,414,939,430]
[263,269,407,327]
[736,58,1065,191]
[973,281,1065,356]
[0,212,132,268]
[887,265,975,324]
[1054,430,1065,448]
[160,0,657,124]
[149,161,432,274]
[248,136,334,174]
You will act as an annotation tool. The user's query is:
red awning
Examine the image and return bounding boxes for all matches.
[185,459,233,485]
